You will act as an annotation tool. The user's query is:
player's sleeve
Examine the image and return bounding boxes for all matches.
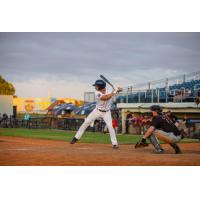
[95,91,103,100]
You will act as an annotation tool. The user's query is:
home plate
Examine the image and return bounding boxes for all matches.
[15,148,32,151]
[13,148,38,151]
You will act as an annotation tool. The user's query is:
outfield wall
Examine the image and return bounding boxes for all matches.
[0,95,13,116]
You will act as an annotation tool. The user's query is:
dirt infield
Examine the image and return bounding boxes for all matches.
[0,136,200,166]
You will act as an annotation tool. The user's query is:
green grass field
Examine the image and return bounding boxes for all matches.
[0,128,199,144]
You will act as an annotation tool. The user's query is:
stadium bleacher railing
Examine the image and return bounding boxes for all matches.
[117,71,200,103]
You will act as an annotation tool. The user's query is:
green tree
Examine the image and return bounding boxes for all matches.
[0,75,15,95]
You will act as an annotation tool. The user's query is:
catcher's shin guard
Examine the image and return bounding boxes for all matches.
[148,134,164,153]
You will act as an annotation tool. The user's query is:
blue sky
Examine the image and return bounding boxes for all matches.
[0,32,200,99]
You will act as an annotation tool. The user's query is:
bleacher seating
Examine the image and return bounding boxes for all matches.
[117,79,200,103]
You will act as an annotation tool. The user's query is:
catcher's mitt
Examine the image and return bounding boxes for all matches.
[135,140,149,149]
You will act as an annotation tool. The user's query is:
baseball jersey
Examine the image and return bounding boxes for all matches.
[95,88,113,111]
[151,114,181,136]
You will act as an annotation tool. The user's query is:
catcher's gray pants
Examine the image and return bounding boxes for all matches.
[155,129,182,143]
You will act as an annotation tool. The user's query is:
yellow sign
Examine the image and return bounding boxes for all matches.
[13,97,84,113]
[24,100,34,112]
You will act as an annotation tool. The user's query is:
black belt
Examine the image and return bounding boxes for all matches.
[98,109,109,112]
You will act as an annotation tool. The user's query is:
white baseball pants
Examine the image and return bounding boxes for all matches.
[74,109,118,146]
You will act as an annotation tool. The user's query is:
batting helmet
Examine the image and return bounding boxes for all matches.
[93,80,106,89]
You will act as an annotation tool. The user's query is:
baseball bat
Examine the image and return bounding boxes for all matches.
[99,75,115,89]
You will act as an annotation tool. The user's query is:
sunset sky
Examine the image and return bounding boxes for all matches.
[0,32,200,100]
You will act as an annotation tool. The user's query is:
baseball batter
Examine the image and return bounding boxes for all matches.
[70,79,121,149]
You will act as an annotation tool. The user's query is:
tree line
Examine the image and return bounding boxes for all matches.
[0,75,15,95]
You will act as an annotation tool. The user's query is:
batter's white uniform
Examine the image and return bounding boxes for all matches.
[74,88,118,146]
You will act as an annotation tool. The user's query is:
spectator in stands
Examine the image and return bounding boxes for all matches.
[185,88,191,97]
[138,114,145,134]
[130,113,143,135]
[183,88,192,102]
[138,114,144,126]
[195,90,200,107]
[175,89,187,102]
[2,113,9,128]
[141,114,152,134]
[130,113,137,126]
[9,115,14,128]
[93,119,100,132]
[112,116,119,134]
[142,114,152,126]
[24,113,30,128]
[173,90,183,102]
[125,111,132,134]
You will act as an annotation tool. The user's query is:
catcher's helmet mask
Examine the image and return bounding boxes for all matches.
[150,105,162,114]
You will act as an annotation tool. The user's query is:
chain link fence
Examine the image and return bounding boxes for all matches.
[0,116,113,133]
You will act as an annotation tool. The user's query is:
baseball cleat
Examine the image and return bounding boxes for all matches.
[70,137,78,144]
[170,143,182,154]
[112,145,119,149]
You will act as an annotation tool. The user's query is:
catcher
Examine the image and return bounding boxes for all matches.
[135,105,182,154]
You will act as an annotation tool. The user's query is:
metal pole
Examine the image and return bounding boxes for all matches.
[126,91,128,103]
[181,91,183,103]
[130,86,133,94]
[165,88,168,103]
[183,74,186,83]
[157,88,160,103]
[138,91,141,103]
[165,78,169,88]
